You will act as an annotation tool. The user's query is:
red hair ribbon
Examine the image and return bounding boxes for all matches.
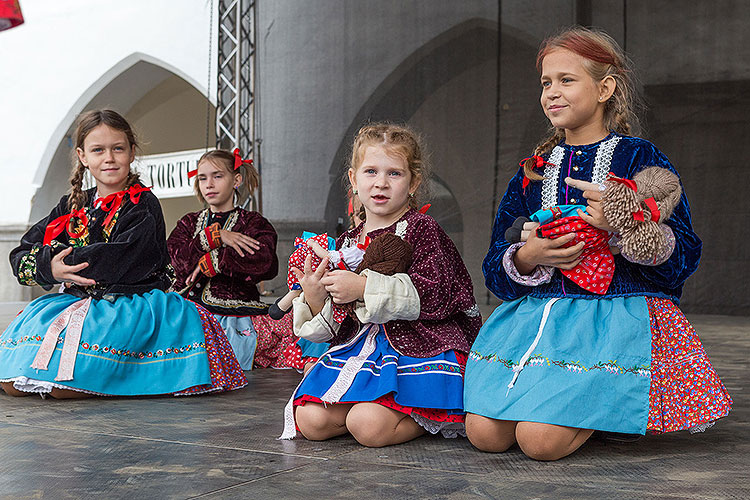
[43,208,88,245]
[519,155,554,193]
[187,169,198,179]
[96,184,152,227]
[233,148,253,170]
[633,197,660,223]
[418,203,431,214]
[607,172,638,192]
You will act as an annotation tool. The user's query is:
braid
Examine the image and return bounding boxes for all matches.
[523,129,564,181]
[125,170,143,189]
[68,162,88,211]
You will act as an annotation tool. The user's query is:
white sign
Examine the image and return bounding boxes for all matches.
[83,149,206,199]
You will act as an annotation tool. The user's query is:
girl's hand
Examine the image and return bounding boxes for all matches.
[514,228,584,273]
[306,239,329,260]
[291,254,329,315]
[220,229,260,257]
[51,247,97,286]
[186,264,202,286]
[564,177,614,232]
[320,270,366,304]
[577,191,615,232]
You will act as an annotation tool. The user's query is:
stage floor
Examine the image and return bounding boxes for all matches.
[0,303,747,499]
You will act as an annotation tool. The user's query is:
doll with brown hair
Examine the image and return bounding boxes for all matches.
[464,27,731,461]
[279,122,480,447]
[0,109,246,399]
[167,149,297,370]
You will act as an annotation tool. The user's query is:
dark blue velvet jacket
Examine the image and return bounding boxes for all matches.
[483,133,702,304]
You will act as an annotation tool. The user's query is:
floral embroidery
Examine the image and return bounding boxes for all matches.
[0,333,206,361]
[469,351,651,377]
[17,244,42,286]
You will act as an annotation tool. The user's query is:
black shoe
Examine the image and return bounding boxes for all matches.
[592,431,643,443]
[268,298,290,320]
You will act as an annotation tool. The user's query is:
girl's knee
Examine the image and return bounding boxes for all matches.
[515,422,590,461]
[346,404,391,447]
[465,413,516,453]
[295,403,347,441]
[48,388,92,399]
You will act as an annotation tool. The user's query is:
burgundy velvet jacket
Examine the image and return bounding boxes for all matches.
[167,208,278,316]
[329,209,481,357]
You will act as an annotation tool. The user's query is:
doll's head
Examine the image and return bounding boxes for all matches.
[347,122,431,222]
[70,109,142,210]
[354,232,413,275]
[603,166,682,262]
[194,149,259,209]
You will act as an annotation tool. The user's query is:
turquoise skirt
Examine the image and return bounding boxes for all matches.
[215,314,257,370]
[464,296,652,434]
[0,290,246,396]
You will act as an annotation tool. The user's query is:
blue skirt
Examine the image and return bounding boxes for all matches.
[215,314,257,370]
[295,325,464,413]
[464,296,652,434]
[0,291,226,396]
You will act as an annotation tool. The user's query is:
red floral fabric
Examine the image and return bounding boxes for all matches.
[646,297,732,432]
[175,304,247,395]
[251,312,298,369]
[538,215,614,294]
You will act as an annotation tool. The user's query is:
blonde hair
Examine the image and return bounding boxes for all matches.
[348,122,431,221]
[69,109,141,210]
[193,149,259,206]
[525,26,641,181]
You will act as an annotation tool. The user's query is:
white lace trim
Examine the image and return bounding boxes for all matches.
[395,220,408,238]
[592,136,622,185]
[411,413,466,438]
[689,421,716,434]
[1,376,105,397]
[540,137,622,209]
[541,146,565,209]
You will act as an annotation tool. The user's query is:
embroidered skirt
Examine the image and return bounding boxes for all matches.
[215,314,257,370]
[281,324,466,439]
[464,296,731,434]
[0,290,247,396]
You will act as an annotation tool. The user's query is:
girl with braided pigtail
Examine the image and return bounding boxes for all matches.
[0,109,247,399]
[464,27,731,461]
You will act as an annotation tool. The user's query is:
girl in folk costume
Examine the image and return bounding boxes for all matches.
[167,149,296,370]
[463,27,731,461]
[280,123,481,447]
[0,109,246,398]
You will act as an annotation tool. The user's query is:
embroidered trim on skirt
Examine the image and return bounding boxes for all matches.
[286,325,467,438]
[0,291,247,396]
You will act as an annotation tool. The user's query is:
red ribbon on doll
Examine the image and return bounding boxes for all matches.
[606,172,639,192]
[43,208,89,245]
[520,155,555,194]
[633,197,661,222]
[95,184,152,227]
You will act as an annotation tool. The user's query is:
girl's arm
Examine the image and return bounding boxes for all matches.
[167,213,221,285]
[625,146,702,290]
[483,170,541,301]
[210,213,278,281]
[10,195,71,288]
[62,194,168,285]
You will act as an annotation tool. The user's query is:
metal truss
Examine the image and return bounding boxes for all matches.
[216,0,259,210]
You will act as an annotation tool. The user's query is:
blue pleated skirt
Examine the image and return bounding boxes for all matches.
[0,290,219,396]
[295,325,465,413]
[464,296,652,434]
